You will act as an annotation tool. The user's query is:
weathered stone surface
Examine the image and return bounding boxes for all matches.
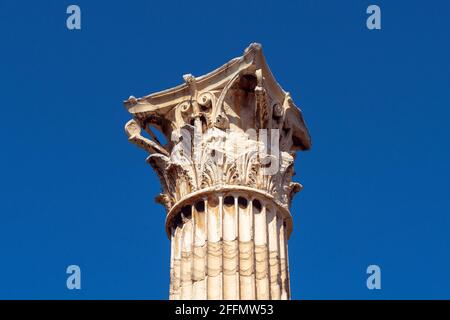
[124,43,311,300]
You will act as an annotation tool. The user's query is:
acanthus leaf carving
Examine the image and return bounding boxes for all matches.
[124,43,311,213]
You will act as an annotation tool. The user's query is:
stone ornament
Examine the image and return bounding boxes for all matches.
[124,43,311,300]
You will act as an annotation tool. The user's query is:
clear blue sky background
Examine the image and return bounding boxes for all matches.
[0,0,449,299]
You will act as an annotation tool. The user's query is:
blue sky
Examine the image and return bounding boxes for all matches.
[0,0,449,299]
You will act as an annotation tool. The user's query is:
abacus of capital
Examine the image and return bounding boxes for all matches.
[123,43,311,300]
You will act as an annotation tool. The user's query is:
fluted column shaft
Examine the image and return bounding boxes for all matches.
[169,194,291,300]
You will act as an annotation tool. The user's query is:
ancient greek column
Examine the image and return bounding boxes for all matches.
[124,43,311,300]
